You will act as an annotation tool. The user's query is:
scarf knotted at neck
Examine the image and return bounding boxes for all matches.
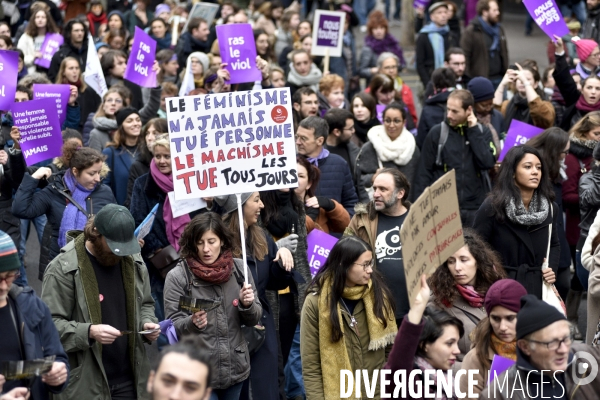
[264,191,299,240]
[419,23,450,70]
[576,94,600,112]
[505,191,549,226]
[187,250,234,284]
[287,62,322,92]
[455,284,484,308]
[478,17,500,57]
[317,276,397,398]
[306,147,330,167]
[367,125,416,166]
[413,356,453,400]
[58,170,94,248]
[364,34,405,65]
[490,333,517,361]
[150,159,190,251]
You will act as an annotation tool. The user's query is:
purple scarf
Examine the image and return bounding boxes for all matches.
[58,170,94,248]
[307,148,330,167]
[364,34,406,67]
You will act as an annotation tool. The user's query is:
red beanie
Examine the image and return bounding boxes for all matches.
[574,38,599,62]
[484,279,527,315]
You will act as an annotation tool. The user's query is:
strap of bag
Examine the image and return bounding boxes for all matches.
[435,122,449,167]
[546,204,553,262]
[183,260,193,297]
[52,185,90,217]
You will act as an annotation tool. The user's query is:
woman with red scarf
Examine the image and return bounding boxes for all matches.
[163,211,262,400]
[427,228,506,367]
[87,0,108,40]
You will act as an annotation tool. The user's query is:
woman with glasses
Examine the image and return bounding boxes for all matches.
[427,229,507,367]
[301,236,396,399]
[354,102,420,203]
[473,145,560,299]
[526,128,572,301]
[368,74,416,133]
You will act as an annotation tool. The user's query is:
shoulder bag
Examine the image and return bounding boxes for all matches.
[148,245,181,279]
[541,204,567,315]
[232,261,266,355]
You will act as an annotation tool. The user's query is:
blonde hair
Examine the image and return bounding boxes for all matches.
[153,133,170,152]
[570,111,600,140]
[56,57,88,92]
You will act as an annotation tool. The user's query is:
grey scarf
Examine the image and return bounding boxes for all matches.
[505,192,549,226]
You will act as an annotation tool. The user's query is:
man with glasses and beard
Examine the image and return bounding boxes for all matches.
[146,337,212,400]
[42,204,160,400]
[344,168,411,327]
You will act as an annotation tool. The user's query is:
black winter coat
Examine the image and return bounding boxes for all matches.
[12,172,116,264]
[125,157,150,209]
[314,153,358,217]
[413,122,496,210]
[473,197,561,299]
[415,30,460,85]
[416,90,451,149]
[48,42,88,82]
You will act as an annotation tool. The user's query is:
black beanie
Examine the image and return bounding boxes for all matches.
[516,294,566,340]
[115,107,139,127]
[467,77,495,103]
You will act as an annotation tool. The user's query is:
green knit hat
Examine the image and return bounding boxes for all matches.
[0,230,20,273]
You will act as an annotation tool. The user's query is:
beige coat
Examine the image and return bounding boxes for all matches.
[587,246,600,345]
[459,346,495,400]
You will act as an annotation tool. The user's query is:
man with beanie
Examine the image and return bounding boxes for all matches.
[461,0,508,86]
[573,38,600,78]
[583,0,600,44]
[41,205,160,400]
[414,89,496,226]
[0,230,70,400]
[480,294,600,399]
[468,76,504,153]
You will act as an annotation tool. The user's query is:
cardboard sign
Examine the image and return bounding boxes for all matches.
[489,355,516,382]
[523,0,569,39]
[166,88,297,199]
[33,33,64,69]
[124,27,157,88]
[182,2,220,32]
[0,50,18,111]
[401,170,464,306]
[12,98,62,165]
[311,10,346,57]
[32,84,70,126]
[216,23,262,85]
[498,120,544,162]
[306,229,339,277]
[168,191,207,217]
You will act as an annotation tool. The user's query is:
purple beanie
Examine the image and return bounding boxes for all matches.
[484,279,528,315]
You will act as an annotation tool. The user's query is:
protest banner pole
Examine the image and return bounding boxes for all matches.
[171,16,180,47]
[324,48,330,74]
[236,193,249,284]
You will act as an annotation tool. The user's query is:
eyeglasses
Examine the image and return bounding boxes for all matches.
[353,259,375,271]
[0,272,20,284]
[527,334,573,351]
[384,119,403,125]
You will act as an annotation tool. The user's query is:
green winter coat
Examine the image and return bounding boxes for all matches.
[41,231,158,400]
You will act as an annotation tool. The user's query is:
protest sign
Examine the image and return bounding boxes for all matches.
[523,0,569,39]
[182,2,220,32]
[135,203,159,240]
[124,27,157,88]
[32,84,70,126]
[84,34,107,97]
[401,170,464,306]
[306,229,339,277]
[311,10,346,57]
[34,33,64,69]
[166,88,297,200]
[376,104,386,123]
[216,24,262,85]
[167,192,207,218]
[498,119,543,162]
[12,98,62,165]
[489,355,516,382]
[0,50,18,111]
[413,0,431,8]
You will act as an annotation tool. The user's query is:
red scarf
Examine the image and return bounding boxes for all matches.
[455,284,484,308]
[87,12,107,36]
[186,250,234,284]
[576,95,600,112]
[62,77,82,89]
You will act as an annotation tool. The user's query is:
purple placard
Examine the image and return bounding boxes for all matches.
[316,14,342,47]
[498,119,544,162]
[34,33,64,69]
[216,23,262,85]
[523,0,569,39]
[306,229,339,277]
[13,98,62,166]
[124,27,157,88]
[488,355,516,382]
[32,84,70,126]
[376,104,386,123]
[413,0,431,8]
[0,50,18,111]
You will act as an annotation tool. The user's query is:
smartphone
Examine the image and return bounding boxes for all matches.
[508,64,518,71]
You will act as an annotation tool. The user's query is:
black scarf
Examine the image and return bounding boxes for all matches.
[264,191,299,240]
[354,117,381,144]
[503,94,531,132]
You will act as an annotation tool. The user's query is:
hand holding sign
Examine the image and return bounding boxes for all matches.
[523,0,568,39]
[124,27,158,88]
[553,35,565,53]
[216,23,262,84]
[407,274,430,324]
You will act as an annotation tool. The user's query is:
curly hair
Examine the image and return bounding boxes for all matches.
[428,228,506,307]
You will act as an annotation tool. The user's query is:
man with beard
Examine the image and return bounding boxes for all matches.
[175,18,211,73]
[324,108,359,176]
[41,204,160,400]
[461,0,508,87]
[344,168,411,326]
[48,20,89,82]
[467,77,504,154]
[146,337,212,400]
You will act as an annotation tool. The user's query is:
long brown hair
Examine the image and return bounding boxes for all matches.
[223,208,268,261]
[429,228,506,307]
[25,9,59,37]
[55,57,88,92]
[470,316,494,370]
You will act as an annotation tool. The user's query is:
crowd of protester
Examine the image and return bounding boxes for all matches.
[3,0,600,399]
